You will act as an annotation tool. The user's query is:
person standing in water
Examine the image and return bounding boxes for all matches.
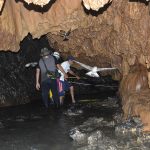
[58,56,80,105]
[36,48,68,108]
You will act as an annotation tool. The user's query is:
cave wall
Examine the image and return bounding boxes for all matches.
[119,63,150,131]
[0,36,46,106]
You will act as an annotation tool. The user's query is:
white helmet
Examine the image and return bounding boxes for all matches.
[53,52,60,59]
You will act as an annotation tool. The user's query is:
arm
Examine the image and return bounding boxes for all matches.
[56,64,68,79]
[36,68,40,90]
[68,70,80,79]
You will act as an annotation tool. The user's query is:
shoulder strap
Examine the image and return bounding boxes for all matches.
[42,58,48,71]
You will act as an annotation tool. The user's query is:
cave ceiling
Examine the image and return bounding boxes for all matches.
[0,0,150,73]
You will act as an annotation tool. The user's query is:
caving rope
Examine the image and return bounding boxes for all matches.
[67,77,118,88]
[69,81,118,88]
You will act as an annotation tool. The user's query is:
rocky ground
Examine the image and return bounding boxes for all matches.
[68,97,150,150]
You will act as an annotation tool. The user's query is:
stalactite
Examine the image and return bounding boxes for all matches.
[0,0,4,11]
[23,0,51,6]
[82,0,112,11]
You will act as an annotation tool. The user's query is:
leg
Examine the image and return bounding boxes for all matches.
[60,96,64,105]
[70,86,76,104]
[57,79,65,105]
[41,79,51,108]
[63,80,75,104]
[50,79,60,106]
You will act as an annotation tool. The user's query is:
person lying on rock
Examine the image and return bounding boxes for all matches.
[35,47,68,108]
[58,56,80,105]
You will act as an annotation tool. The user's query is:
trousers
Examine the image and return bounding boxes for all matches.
[41,78,60,108]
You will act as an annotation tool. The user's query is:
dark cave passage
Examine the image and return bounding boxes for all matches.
[0,35,149,150]
[0,34,119,107]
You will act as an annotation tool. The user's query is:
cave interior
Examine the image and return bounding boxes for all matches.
[0,0,150,149]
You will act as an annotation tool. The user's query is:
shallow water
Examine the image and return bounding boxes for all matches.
[0,103,74,150]
[0,93,116,150]
[0,93,149,150]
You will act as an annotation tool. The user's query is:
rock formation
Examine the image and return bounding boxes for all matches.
[23,0,113,11]
[0,0,150,131]
[24,0,51,6]
[119,63,150,131]
[0,0,82,51]
[0,0,4,11]
[82,0,112,11]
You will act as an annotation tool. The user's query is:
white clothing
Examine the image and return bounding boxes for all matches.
[59,61,70,81]
[53,52,60,59]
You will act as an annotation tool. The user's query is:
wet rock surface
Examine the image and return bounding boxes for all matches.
[0,84,149,150]
[68,97,150,150]
[0,36,44,106]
